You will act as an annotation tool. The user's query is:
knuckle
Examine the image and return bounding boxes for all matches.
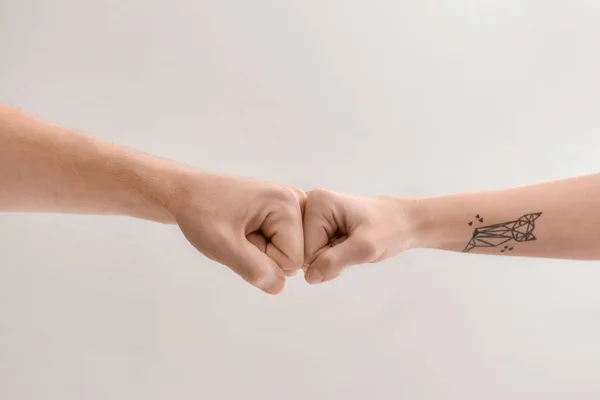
[289,187,307,201]
[306,188,337,214]
[308,188,331,202]
[267,187,298,207]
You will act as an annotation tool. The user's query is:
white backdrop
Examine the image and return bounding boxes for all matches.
[2,1,600,399]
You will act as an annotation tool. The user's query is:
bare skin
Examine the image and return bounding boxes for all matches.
[302,175,600,284]
[3,105,600,292]
[0,105,305,294]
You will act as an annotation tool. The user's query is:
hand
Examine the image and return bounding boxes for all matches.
[172,171,306,294]
[302,189,416,284]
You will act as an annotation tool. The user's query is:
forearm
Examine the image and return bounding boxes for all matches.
[0,105,181,223]
[407,174,600,260]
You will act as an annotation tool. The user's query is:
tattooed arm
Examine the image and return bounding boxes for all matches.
[302,175,600,284]
[408,175,597,258]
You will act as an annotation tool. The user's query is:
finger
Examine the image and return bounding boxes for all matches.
[265,243,300,277]
[288,187,307,215]
[286,188,307,273]
[303,191,337,266]
[305,236,377,284]
[304,235,346,267]
[247,232,267,252]
[248,232,297,277]
[261,196,305,275]
[224,235,287,294]
[265,217,304,274]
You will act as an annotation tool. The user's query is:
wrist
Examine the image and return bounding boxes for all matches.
[403,196,467,251]
[378,196,425,251]
[121,153,192,224]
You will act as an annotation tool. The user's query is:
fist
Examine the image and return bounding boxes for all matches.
[302,189,415,284]
[172,171,306,294]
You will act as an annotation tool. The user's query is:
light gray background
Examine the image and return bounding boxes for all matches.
[2,1,600,399]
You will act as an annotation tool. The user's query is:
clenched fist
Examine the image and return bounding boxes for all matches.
[5,106,597,297]
[302,189,417,284]
[172,172,306,294]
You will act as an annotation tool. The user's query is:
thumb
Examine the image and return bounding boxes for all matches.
[227,238,287,295]
[305,236,376,284]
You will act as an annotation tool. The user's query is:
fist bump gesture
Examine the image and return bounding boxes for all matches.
[3,106,596,297]
[172,172,415,294]
[1,106,412,296]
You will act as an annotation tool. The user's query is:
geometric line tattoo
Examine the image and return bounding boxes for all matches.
[462,212,543,253]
